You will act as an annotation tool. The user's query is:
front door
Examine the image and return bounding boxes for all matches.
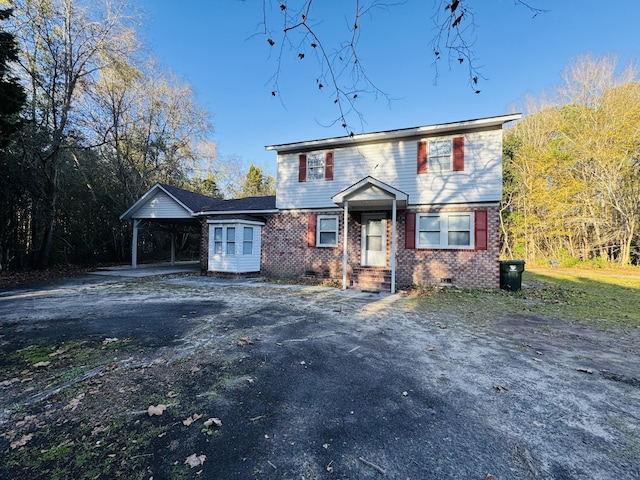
[361,215,386,266]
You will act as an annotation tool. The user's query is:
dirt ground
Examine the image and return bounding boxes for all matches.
[0,271,639,479]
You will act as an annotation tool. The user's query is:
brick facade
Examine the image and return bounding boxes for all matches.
[259,206,500,289]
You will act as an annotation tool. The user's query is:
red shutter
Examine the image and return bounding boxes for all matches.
[453,136,464,171]
[405,211,416,249]
[474,209,488,250]
[325,152,334,180]
[417,140,428,174]
[307,214,317,247]
[298,154,307,182]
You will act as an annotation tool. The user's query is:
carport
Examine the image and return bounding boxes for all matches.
[120,183,221,268]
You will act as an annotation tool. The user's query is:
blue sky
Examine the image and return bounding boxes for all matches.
[137,1,639,175]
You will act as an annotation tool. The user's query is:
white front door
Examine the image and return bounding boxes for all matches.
[361,215,387,266]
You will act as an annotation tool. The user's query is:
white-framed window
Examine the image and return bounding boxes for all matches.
[317,215,338,247]
[243,227,253,255]
[428,139,452,172]
[417,212,473,249]
[212,226,238,255]
[213,227,223,254]
[307,153,325,181]
[226,227,236,254]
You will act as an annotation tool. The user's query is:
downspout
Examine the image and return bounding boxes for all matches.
[342,200,349,290]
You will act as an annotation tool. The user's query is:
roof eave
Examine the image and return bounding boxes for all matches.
[195,209,279,216]
[265,113,522,153]
[119,184,196,221]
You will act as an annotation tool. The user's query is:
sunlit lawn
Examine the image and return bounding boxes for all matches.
[523,267,640,328]
[406,266,640,330]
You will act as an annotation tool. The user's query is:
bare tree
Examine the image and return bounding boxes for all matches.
[259,1,547,132]
[9,0,139,268]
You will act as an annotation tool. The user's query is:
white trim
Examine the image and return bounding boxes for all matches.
[120,184,194,220]
[361,214,387,266]
[265,114,521,153]
[206,219,265,226]
[198,209,278,216]
[416,211,475,250]
[316,215,339,247]
[332,176,408,206]
[342,200,349,290]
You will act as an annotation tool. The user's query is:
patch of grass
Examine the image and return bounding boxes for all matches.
[405,267,640,330]
[9,344,56,366]
[524,268,640,328]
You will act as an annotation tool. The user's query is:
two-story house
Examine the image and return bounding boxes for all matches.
[121,114,520,291]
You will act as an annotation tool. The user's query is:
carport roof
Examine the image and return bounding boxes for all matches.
[120,183,277,221]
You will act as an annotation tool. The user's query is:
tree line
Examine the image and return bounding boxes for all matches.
[502,54,640,266]
[0,0,273,272]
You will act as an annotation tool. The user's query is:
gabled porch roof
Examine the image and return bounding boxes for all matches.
[331,176,408,210]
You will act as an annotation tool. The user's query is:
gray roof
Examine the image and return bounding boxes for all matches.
[160,183,276,214]
[120,183,277,221]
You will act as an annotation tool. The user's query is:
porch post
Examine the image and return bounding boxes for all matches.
[342,200,349,290]
[132,219,140,269]
[170,230,176,265]
[391,198,397,293]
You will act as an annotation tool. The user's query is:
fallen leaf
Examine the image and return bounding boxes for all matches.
[237,336,254,347]
[11,433,33,449]
[147,404,167,416]
[48,347,69,357]
[183,413,203,426]
[33,361,51,368]
[203,417,222,427]
[185,453,206,468]
[91,425,108,436]
[65,394,84,411]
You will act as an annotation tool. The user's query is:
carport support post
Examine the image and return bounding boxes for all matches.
[342,200,349,290]
[170,231,176,265]
[391,198,396,294]
[132,219,141,269]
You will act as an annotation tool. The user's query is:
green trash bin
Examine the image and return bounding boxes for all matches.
[499,260,525,291]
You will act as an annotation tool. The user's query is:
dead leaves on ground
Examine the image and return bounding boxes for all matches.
[147,404,167,416]
[184,453,206,468]
[236,336,254,347]
[10,433,33,449]
[182,413,203,426]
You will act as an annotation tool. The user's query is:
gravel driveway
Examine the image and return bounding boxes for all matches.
[0,272,638,479]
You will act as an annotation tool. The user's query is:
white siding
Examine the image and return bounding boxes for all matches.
[276,129,503,209]
[207,223,261,273]
[135,191,192,219]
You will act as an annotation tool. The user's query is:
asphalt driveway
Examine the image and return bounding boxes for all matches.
[0,271,638,479]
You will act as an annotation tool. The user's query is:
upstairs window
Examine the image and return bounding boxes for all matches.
[428,140,452,172]
[417,136,464,174]
[307,153,325,181]
[298,152,334,182]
